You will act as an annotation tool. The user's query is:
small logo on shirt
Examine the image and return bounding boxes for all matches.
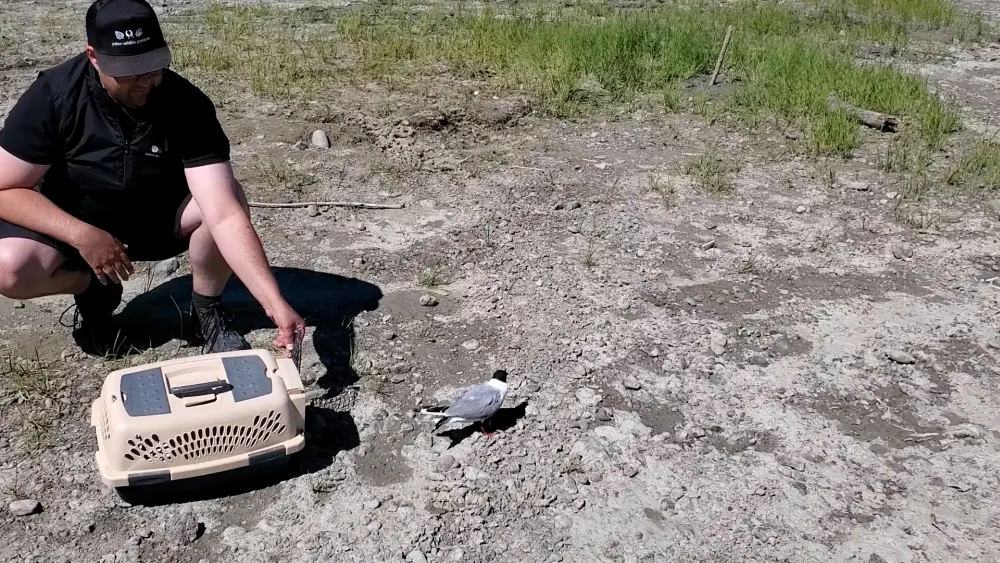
[146,145,162,157]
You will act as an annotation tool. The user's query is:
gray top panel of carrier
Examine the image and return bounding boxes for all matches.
[120,368,171,417]
[223,355,272,402]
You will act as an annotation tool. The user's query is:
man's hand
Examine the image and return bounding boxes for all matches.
[74,226,134,284]
[266,300,306,354]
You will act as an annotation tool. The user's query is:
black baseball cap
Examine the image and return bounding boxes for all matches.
[85,0,171,78]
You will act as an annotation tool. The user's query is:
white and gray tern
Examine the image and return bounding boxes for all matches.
[415,370,508,436]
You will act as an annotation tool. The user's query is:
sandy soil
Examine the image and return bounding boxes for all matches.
[1,1,1000,562]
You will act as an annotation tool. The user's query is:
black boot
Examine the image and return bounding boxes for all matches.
[189,292,251,353]
[64,273,131,357]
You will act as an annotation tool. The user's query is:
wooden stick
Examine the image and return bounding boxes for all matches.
[247,201,405,210]
[709,25,735,86]
[827,92,899,132]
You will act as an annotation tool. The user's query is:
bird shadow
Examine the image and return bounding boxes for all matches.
[437,401,529,449]
[106,267,381,506]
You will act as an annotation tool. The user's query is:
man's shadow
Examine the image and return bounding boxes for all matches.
[110,267,381,505]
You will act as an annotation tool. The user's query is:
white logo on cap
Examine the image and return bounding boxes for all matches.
[111,29,152,47]
[136,28,143,38]
[125,29,134,38]
[115,30,124,40]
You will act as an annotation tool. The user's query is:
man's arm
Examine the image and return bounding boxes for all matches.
[0,147,94,248]
[183,161,284,312]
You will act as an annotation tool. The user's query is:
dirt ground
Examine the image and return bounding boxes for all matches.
[2,0,1000,562]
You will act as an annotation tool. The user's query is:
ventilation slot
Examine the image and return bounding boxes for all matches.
[120,411,285,466]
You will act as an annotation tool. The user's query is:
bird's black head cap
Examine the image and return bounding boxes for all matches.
[492,370,508,382]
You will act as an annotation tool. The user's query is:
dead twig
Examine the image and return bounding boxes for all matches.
[247,201,405,210]
[827,92,899,132]
[709,25,735,86]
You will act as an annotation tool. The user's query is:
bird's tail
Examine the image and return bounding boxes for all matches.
[414,405,449,417]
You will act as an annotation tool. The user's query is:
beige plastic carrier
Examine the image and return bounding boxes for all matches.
[90,349,307,488]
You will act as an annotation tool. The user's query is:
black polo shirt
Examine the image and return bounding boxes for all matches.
[0,52,230,236]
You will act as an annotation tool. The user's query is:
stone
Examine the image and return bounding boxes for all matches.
[435,454,459,473]
[891,243,913,260]
[623,376,642,391]
[405,550,428,563]
[709,332,728,355]
[153,258,180,277]
[462,339,481,351]
[886,350,915,365]
[419,295,439,307]
[9,499,40,517]
[311,129,331,149]
[306,204,319,217]
[796,206,807,214]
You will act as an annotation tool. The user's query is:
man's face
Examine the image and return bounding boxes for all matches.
[86,45,164,108]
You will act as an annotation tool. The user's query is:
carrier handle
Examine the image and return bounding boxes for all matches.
[170,381,233,398]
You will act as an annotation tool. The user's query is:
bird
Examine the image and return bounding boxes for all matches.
[415,370,508,437]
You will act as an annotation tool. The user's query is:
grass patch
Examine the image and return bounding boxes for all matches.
[946,139,1000,192]
[685,153,733,194]
[0,350,56,401]
[168,0,978,154]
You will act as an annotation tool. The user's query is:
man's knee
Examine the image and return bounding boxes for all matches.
[0,242,37,298]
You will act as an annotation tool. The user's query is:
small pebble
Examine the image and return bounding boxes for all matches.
[306,204,319,217]
[419,295,439,307]
[9,499,41,517]
[796,206,807,214]
[623,376,642,391]
[462,339,481,351]
[311,129,331,149]
[892,243,914,260]
[887,350,915,365]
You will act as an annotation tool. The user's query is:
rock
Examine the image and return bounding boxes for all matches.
[623,376,642,391]
[462,339,481,351]
[153,258,180,277]
[13,301,25,309]
[435,454,459,473]
[869,555,888,563]
[405,550,428,563]
[891,243,913,260]
[700,240,716,250]
[575,388,600,406]
[945,423,985,440]
[450,548,465,561]
[886,350,915,365]
[624,465,640,478]
[163,511,201,548]
[776,454,805,472]
[987,338,1000,350]
[306,204,319,217]
[795,206,807,214]
[9,499,40,517]
[596,408,612,422]
[987,199,1000,219]
[311,129,331,149]
[357,223,367,231]
[709,332,727,355]
[419,295,439,307]
[567,201,582,210]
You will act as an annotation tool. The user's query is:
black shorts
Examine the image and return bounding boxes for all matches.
[0,197,191,271]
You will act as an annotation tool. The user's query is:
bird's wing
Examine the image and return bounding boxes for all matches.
[443,384,504,420]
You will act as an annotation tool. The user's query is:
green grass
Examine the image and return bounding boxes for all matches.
[167,0,983,155]
[946,139,1000,192]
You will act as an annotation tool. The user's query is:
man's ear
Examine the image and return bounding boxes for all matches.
[84,45,100,71]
